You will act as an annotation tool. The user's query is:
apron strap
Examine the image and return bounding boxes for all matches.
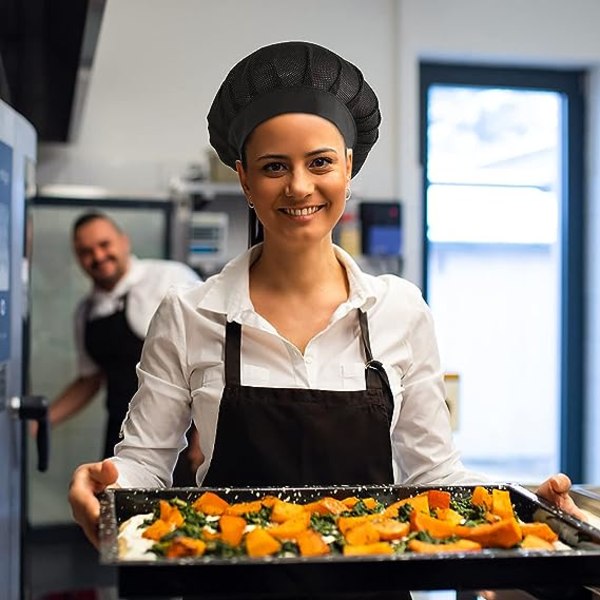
[225,320,242,386]
[358,310,395,423]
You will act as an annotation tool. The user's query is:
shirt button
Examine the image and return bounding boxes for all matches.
[305,355,313,365]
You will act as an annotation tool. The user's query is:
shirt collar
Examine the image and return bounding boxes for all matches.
[197,245,377,322]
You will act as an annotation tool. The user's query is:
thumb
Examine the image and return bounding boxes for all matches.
[89,459,119,492]
[549,473,571,495]
[100,459,119,484]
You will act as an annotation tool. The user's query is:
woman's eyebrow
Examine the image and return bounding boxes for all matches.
[306,147,338,157]
[256,147,338,161]
[257,153,288,161]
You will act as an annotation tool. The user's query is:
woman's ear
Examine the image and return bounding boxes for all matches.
[346,149,353,180]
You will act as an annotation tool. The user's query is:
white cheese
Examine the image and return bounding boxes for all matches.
[118,513,157,561]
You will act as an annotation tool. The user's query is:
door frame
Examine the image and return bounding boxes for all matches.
[419,63,586,480]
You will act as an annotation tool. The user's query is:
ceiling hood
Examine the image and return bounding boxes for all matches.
[0,0,105,142]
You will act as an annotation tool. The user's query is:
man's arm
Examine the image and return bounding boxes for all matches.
[48,372,104,426]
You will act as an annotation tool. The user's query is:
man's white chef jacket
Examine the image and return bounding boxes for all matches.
[75,256,200,377]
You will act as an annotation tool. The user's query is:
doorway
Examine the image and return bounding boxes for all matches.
[420,64,585,483]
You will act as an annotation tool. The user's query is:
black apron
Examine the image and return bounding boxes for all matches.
[196,310,410,600]
[84,294,143,459]
[203,309,394,487]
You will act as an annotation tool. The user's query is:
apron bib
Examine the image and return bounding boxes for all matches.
[84,294,143,458]
[203,309,394,487]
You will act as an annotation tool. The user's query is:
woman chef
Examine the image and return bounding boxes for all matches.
[68,41,586,549]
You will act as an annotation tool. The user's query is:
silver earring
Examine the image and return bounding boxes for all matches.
[247,197,255,209]
[345,187,352,201]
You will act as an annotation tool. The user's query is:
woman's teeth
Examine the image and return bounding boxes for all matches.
[282,206,321,216]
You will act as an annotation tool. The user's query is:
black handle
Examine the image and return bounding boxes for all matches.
[19,395,50,472]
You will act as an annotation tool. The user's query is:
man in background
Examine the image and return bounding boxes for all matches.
[45,211,202,484]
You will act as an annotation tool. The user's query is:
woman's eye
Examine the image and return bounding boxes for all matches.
[263,162,286,173]
[311,156,333,169]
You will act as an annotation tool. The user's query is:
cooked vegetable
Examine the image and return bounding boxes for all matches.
[245,528,281,557]
[120,486,561,560]
[407,539,481,554]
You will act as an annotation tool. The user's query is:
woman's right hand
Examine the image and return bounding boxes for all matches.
[68,459,119,548]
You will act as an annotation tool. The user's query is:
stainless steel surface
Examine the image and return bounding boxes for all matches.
[571,486,600,517]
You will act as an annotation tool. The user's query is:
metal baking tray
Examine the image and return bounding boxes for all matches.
[99,483,600,598]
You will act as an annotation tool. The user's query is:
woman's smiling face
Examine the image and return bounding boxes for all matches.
[237,113,352,248]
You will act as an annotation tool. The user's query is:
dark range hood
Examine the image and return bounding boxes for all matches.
[0,0,105,142]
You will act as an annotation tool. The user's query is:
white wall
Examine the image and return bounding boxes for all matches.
[38,0,397,197]
[37,0,600,481]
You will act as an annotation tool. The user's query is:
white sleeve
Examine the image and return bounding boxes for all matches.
[74,300,101,378]
[391,298,486,485]
[112,288,193,488]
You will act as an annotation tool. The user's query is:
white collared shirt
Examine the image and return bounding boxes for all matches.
[74,256,201,377]
[113,245,480,488]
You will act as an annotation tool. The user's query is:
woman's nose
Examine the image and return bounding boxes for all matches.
[285,169,314,200]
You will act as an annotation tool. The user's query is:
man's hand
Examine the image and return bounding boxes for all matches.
[68,459,119,548]
[535,473,588,522]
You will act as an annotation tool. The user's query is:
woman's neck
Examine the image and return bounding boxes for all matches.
[250,240,345,296]
[249,239,349,353]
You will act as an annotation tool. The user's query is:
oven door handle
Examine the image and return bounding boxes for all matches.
[9,395,49,472]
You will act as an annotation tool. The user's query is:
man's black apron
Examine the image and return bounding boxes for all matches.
[199,311,411,599]
[84,294,143,459]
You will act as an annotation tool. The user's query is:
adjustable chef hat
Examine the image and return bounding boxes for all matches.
[207,41,381,178]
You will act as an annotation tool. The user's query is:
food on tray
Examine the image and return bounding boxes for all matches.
[117,486,561,561]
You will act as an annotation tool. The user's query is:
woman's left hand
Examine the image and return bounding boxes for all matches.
[535,473,588,521]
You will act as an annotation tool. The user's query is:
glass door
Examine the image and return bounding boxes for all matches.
[420,64,585,483]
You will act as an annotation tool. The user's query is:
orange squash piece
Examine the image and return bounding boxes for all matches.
[344,521,380,545]
[192,492,230,516]
[296,529,331,557]
[456,518,522,549]
[427,489,451,510]
[343,542,394,556]
[303,496,348,516]
[410,510,456,539]
[341,496,360,508]
[434,508,464,526]
[520,534,555,551]
[142,518,174,541]
[383,493,430,518]
[408,539,481,554]
[337,515,377,535]
[471,486,493,510]
[225,500,264,517]
[371,518,410,541]
[340,496,379,509]
[165,536,207,558]
[270,499,305,523]
[260,495,279,508]
[158,500,184,527]
[219,514,246,547]
[268,512,311,540]
[491,489,514,519]
[519,522,558,543]
[245,528,281,558]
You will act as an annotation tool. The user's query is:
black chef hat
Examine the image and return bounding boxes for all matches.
[207,41,381,178]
